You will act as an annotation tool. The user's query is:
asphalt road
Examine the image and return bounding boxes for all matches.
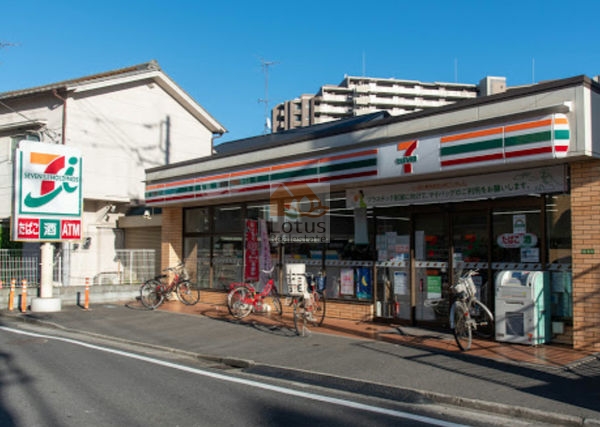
[1,304,599,426]
[0,326,487,427]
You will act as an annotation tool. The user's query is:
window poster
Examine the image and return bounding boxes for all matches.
[394,271,408,295]
[427,275,442,299]
[340,268,354,295]
[356,267,372,299]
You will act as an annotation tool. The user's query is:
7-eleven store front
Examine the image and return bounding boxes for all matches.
[145,76,600,350]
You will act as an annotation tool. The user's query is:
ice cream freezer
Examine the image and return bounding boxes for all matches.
[495,270,551,345]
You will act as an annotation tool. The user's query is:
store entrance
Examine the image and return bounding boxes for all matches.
[451,210,491,308]
[411,208,490,327]
[414,212,449,325]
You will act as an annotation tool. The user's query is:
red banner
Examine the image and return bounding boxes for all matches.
[244,219,259,282]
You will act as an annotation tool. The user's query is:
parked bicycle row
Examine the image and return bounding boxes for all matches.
[139,262,491,347]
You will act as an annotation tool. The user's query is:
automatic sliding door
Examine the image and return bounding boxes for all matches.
[452,211,490,307]
[414,213,448,324]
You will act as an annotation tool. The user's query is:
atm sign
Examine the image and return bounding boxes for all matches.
[16,218,81,240]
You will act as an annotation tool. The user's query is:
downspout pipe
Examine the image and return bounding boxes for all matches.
[52,89,67,144]
[211,131,225,154]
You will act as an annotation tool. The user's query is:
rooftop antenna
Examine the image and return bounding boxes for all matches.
[532,57,535,83]
[258,58,278,134]
[454,58,458,82]
[362,51,366,76]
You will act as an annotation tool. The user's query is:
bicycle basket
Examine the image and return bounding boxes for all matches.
[453,277,476,298]
[464,277,476,298]
[178,265,190,280]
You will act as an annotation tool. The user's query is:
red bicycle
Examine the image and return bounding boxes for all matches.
[227,267,282,318]
[140,262,200,309]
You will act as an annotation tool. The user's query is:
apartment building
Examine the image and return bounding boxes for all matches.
[272,75,506,132]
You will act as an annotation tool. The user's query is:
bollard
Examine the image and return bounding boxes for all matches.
[8,279,15,311]
[20,279,27,312]
[84,277,90,310]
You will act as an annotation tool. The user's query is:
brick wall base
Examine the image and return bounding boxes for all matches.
[199,290,374,322]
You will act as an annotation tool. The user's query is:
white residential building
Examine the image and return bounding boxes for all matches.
[272,75,506,132]
[0,61,226,285]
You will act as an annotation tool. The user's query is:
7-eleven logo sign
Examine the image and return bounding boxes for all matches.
[13,141,83,242]
[395,140,418,173]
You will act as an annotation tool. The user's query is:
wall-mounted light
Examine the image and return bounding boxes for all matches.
[143,209,152,220]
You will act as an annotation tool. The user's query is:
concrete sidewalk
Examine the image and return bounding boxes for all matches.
[2,301,599,426]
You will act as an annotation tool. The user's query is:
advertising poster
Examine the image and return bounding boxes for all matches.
[356,267,372,299]
[393,271,408,295]
[427,275,442,299]
[340,268,354,295]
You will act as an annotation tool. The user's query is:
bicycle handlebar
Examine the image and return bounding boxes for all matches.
[163,262,185,272]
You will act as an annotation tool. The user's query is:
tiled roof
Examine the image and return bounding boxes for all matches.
[0,60,161,99]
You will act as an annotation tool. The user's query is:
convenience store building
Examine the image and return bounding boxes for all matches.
[144,75,600,351]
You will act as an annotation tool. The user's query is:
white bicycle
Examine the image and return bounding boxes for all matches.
[449,270,494,351]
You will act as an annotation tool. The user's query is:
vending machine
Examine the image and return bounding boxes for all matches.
[495,270,550,345]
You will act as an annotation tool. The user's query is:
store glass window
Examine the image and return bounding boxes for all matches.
[247,203,271,221]
[184,207,210,233]
[545,194,572,321]
[546,194,571,265]
[492,205,541,264]
[322,194,375,300]
[214,205,243,233]
[184,236,211,287]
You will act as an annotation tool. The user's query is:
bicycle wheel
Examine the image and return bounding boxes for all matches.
[176,280,200,305]
[471,299,494,339]
[293,298,308,337]
[307,291,326,326]
[263,291,283,316]
[140,279,164,310]
[450,300,472,351]
[227,286,254,318]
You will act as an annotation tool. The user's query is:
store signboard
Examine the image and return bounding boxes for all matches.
[12,141,83,241]
[146,114,569,207]
[347,165,567,208]
[378,114,570,179]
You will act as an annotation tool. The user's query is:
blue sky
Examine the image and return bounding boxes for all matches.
[2,1,599,144]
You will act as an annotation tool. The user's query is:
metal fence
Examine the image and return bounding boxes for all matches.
[0,249,155,287]
[0,249,42,287]
[110,249,156,285]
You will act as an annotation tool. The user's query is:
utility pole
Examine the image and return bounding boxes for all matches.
[258,58,278,134]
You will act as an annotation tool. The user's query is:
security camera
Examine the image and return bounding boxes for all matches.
[143,209,151,220]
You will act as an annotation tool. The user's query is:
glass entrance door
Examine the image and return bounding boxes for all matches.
[414,212,448,324]
[451,211,490,307]
[374,206,410,320]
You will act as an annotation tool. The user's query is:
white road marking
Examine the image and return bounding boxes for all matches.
[1,326,466,426]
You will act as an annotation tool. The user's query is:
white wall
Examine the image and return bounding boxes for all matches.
[66,82,214,202]
[0,97,64,218]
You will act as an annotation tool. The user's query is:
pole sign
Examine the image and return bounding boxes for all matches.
[12,141,83,242]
